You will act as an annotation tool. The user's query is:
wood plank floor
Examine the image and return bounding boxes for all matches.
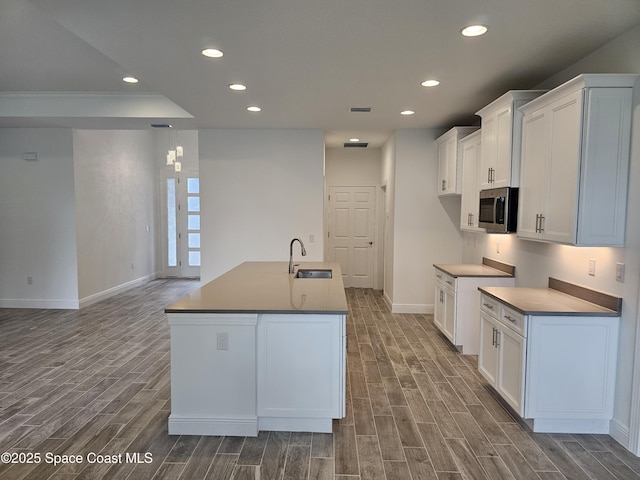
[1,281,640,479]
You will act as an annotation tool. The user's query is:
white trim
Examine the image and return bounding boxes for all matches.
[628,258,640,456]
[168,414,258,437]
[258,416,333,433]
[531,417,611,434]
[383,290,393,312]
[610,417,631,449]
[78,273,156,308]
[167,313,258,326]
[391,303,432,314]
[0,298,79,309]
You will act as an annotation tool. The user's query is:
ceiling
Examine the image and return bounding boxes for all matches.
[2,0,640,147]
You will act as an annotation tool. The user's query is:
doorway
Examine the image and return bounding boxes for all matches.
[327,186,375,288]
[161,171,201,278]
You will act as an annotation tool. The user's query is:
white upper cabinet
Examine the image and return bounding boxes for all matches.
[518,74,637,246]
[436,127,479,196]
[459,130,483,231]
[476,90,546,189]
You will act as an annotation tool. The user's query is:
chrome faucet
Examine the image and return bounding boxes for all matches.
[289,238,307,274]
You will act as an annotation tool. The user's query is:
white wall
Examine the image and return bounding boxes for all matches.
[199,129,325,283]
[73,130,157,305]
[325,147,384,288]
[385,129,463,313]
[461,24,640,450]
[0,128,79,308]
[381,135,396,303]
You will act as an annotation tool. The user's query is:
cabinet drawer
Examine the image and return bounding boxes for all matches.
[480,294,499,318]
[500,305,526,336]
[435,272,455,290]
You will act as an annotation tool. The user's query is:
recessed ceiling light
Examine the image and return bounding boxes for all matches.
[247,106,261,112]
[461,24,488,37]
[202,48,224,58]
[122,76,139,84]
[229,84,247,91]
[349,138,360,142]
[421,79,440,87]
[401,110,415,116]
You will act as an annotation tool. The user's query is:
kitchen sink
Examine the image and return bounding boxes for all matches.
[295,269,333,279]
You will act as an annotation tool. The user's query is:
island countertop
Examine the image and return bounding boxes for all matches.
[165,261,348,314]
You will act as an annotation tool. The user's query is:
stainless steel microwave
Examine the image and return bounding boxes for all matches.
[478,187,519,233]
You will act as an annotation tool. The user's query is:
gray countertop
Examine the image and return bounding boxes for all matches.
[165,261,348,315]
[434,264,514,278]
[479,286,621,316]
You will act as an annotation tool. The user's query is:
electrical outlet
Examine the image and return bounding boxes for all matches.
[588,259,596,276]
[496,242,501,254]
[130,262,135,270]
[616,263,625,282]
[27,276,33,286]
[217,332,229,350]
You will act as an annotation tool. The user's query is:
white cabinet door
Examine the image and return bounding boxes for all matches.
[518,108,549,241]
[442,285,456,343]
[497,326,526,416]
[478,312,499,386]
[493,105,514,188]
[258,314,345,419]
[438,137,456,195]
[460,131,482,231]
[542,90,582,244]
[434,282,445,331]
[479,115,497,190]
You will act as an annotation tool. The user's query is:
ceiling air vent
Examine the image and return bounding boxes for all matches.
[349,107,372,113]
[344,142,369,148]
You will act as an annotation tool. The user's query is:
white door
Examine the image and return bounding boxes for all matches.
[478,312,499,386]
[327,186,375,288]
[161,172,201,278]
[497,326,526,416]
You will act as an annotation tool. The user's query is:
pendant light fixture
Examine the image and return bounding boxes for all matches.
[165,127,184,172]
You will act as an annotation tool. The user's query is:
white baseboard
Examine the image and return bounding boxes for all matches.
[258,416,333,433]
[609,417,631,449]
[79,273,156,308]
[168,414,258,437]
[391,303,432,314]
[0,298,80,309]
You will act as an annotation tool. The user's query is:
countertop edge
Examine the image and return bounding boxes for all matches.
[165,308,348,315]
[433,264,514,278]
[478,287,621,317]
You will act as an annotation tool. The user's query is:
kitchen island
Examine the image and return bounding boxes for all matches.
[165,261,348,437]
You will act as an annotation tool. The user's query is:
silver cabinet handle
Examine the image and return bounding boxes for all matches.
[442,179,446,191]
[436,274,442,279]
[446,280,453,286]
[491,327,496,346]
[504,314,516,324]
[483,303,494,310]
[495,330,500,347]
[539,215,545,233]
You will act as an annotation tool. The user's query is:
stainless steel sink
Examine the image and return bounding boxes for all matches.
[295,268,332,279]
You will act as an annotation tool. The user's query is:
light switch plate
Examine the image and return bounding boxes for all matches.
[616,263,625,282]
[588,259,596,276]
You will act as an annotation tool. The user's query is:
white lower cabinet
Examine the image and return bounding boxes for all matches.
[168,312,346,436]
[257,314,346,432]
[478,293,619,433]
[434,271,514,355]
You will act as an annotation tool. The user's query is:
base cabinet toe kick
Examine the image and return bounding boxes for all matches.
[167,313,347,436]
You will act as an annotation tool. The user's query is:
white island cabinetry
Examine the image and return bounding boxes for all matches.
[166,261,348,436]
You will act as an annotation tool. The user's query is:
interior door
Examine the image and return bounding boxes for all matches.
[327,186,375,288]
